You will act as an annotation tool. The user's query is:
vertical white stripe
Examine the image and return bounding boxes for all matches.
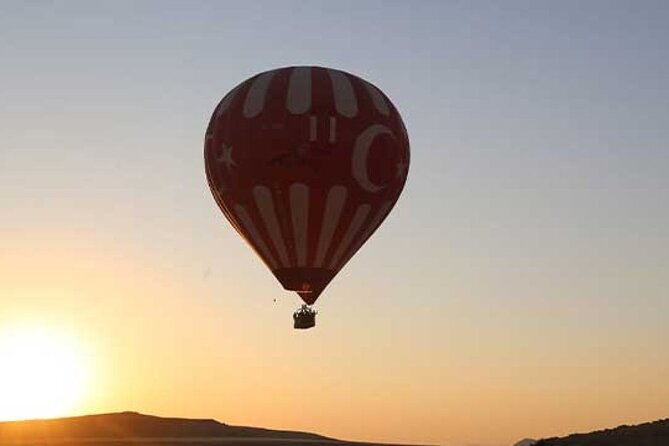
[327,204,372,270]
[363,81,390,116]
[329,116,336,143]
[314,186,348,267]
[233,204,279,269]
[333,201,393,272]
[243,71,276,118]
[215,85,241,118]
[253,185,290,267]
[327,70,358,118]
[289,183,310,267]
[286,67,312,114]
[309,115,317,141]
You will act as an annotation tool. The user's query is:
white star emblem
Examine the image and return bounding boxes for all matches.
[395,159,409,180]
[217,143,237,170]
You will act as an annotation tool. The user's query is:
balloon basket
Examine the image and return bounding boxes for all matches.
[293,305,317,330]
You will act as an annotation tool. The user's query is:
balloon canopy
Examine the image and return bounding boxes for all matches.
[205,66,410,305]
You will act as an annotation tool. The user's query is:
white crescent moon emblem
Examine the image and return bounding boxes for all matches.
[352,124,395,193]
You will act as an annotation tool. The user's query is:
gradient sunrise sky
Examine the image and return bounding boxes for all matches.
[1,1,669,445]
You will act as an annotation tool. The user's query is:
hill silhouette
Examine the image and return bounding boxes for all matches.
[532,418,669,446]
[0,412,330,443]
[0,412,418,445]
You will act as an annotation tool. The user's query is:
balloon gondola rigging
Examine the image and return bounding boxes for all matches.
[205,66,410,329]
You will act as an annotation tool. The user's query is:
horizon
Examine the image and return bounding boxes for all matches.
[1,409,668,443]
[1,2,668,446]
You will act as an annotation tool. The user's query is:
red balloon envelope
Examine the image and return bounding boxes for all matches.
[205,66,410,305]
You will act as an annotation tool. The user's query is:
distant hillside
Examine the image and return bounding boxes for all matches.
[533,418,669,446]
[0,411,329,443]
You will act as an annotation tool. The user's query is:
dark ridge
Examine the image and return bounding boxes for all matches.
[533,418,669,446]
[0,411,330,442]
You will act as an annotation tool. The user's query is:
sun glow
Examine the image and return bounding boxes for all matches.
[0,326,90,421]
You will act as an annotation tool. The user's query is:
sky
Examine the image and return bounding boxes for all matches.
[1,1,669,445]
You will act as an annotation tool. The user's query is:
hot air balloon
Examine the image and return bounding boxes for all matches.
[205,66,410,329]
